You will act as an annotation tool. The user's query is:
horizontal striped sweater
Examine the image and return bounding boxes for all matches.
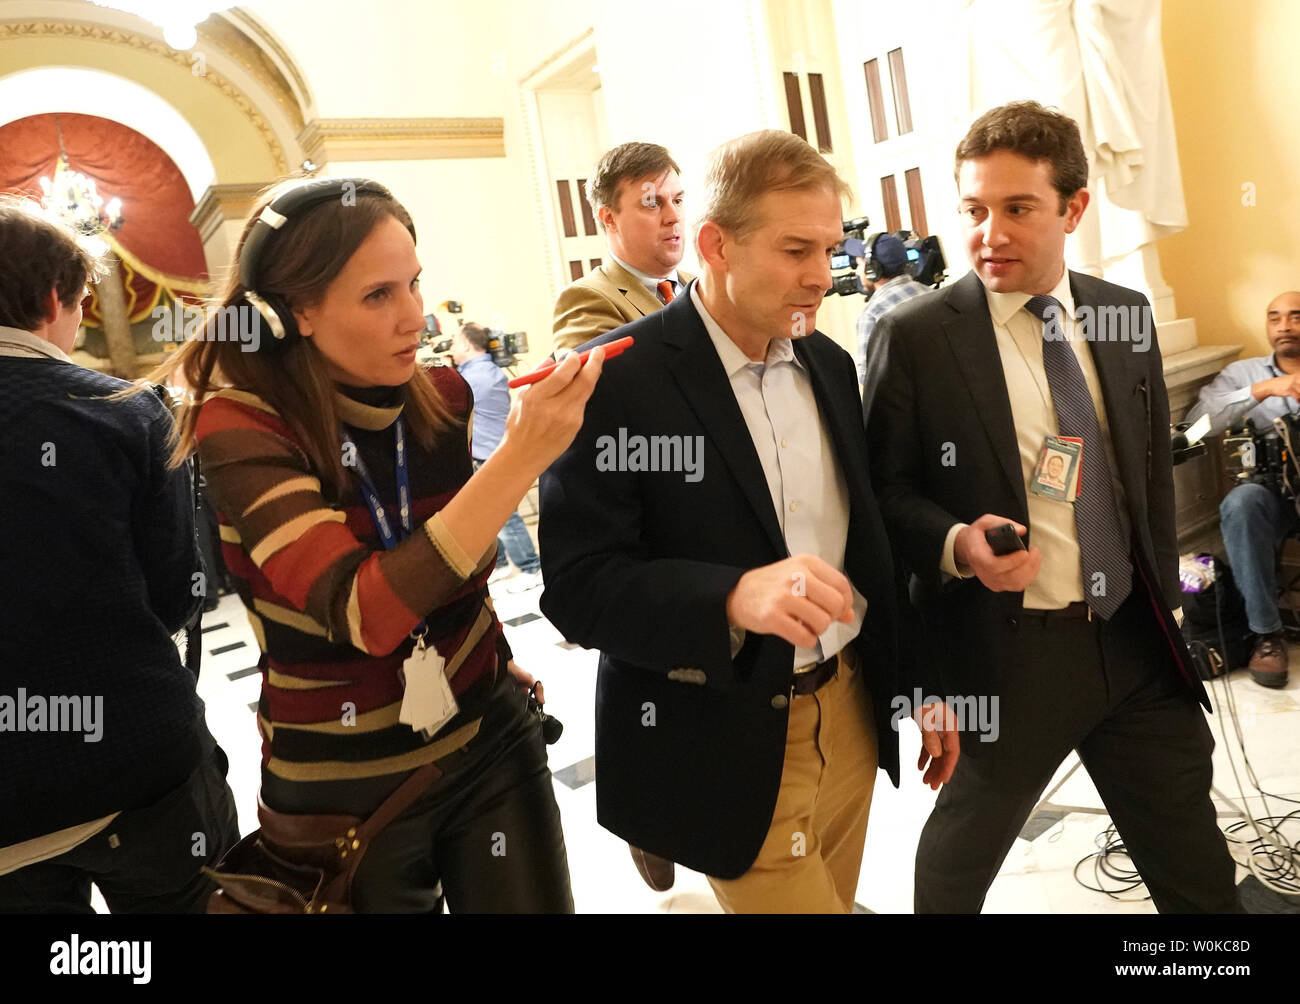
[195,367,509,785]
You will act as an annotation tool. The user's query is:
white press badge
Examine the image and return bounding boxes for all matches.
[398,633,458,739]
[1030,435,1082,502]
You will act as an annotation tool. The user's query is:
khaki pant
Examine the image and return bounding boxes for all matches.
[708,649,878,913]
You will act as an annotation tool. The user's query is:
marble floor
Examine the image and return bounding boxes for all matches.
[156,571,1300,915]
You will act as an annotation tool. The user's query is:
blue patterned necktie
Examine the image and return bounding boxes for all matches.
[1025,295,1132,619]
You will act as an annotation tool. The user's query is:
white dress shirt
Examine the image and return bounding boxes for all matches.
[0,325,72,362]
[940,270,1131,610]
[689,281,867,668]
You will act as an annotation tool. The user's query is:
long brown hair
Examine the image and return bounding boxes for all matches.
[141,178,457,501]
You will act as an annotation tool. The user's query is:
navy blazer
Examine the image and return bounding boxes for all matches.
[539,290,909,879]
[862,269,1206,709]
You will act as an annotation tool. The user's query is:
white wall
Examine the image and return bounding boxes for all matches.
[241,0,802,368]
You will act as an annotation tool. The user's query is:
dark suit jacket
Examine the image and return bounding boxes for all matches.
[862,269,1207,709]
[539,291,907,879]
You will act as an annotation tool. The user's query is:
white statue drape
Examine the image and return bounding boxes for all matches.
[963,0,1186,275]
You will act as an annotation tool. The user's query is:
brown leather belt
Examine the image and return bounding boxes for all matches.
[792,653,839,696]
[1021,601,1094,627]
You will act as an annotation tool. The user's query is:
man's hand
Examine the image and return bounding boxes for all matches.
[913,701,960,790]
[954,514,1042,593]
[725,554,854,650]
[1252,373,1300,402]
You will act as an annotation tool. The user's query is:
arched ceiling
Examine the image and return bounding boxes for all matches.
[0,66,217,198]
[0,3,314,186]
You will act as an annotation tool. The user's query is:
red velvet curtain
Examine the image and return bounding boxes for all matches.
[0,113,208,324]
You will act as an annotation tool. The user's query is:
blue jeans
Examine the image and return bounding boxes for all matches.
[1219,482,1298,635]
[498,510,540,574]
[472,459,540,574]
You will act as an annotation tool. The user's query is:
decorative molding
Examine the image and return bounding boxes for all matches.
[220,7,316,119]
[519,26,596,87]
[297,118,506,164]
[0,19,288,173]
[189,182,268,243]
[518,28,601,304]
[199,12,307,131]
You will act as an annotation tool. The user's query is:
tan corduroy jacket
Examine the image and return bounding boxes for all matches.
[551,257,694,353]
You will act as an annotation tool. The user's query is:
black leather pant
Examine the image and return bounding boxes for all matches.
[265,671,574,914]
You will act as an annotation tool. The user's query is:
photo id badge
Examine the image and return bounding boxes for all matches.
[398,635,458,739]
[1031,435,1082,502]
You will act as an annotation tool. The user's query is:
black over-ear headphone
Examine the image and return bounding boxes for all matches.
[863,231,886,281]
[239,177,394,348]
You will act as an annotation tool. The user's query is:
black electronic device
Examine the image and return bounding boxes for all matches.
[985,522,1027,556]
[826,216,869,297]
[489,329,528,369]
[1223,416,1299,498]
[826,219,948,296]
[528,682,563,745]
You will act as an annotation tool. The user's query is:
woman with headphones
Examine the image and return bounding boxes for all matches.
[152,177,603,912]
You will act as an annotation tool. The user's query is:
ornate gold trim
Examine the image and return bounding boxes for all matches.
[201,12,307,131]
[298,118,506,164]
[220,8,315,115]
[0,19,289,173]
[189,182,268,243]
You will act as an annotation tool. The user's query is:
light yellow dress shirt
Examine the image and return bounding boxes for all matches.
[940,270,1130,609]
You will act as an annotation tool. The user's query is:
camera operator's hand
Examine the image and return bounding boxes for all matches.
[953,514,1042,593]
[725,554,854,650]
[1253,372,1300,402]
[498,346,604,479]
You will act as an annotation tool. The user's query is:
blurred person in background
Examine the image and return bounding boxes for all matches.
[450,321,543,593]
[0,198,239,913]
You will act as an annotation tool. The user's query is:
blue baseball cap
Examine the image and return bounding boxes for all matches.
[871,234,909,275]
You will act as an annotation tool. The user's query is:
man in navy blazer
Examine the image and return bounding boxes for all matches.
[863,101,1241,913]
[539,130,957,913]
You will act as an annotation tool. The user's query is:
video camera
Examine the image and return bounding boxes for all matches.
[485,330,529,368]
[826,216,948,297]
[1223,415,1300,498]
[426,312,530,369]
[828,216,871,296]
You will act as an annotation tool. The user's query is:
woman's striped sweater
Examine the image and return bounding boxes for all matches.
[195,366,510,784]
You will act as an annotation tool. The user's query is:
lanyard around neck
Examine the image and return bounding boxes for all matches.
[341,416,411,550]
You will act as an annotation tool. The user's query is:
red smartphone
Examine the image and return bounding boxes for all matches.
[508,336,633,389]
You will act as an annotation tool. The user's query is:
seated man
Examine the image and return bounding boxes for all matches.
[1185,290,1300,687]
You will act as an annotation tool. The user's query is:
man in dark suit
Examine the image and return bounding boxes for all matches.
[863,101,1241,913]
[539,130,957,913]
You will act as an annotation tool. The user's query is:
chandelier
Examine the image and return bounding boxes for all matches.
[38,116,125,255]
[88,2,228,51]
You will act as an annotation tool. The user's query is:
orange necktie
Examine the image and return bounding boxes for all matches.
[657,280,675,304]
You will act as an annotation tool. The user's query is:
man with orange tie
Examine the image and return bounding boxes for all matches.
[549,142,688,892]
[552,142,693,354]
